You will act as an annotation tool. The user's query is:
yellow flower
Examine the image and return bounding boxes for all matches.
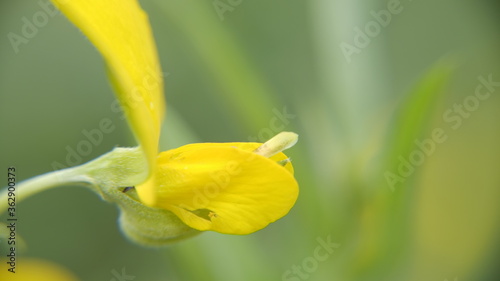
[155,140,298,234]
[53,0,299,235]
[0,258,79,281]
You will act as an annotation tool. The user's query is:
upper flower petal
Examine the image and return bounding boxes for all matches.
[52,0,165,205]
[154,143,298,234]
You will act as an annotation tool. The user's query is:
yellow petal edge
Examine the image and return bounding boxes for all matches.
[154,142,299,234]
[52,0,165,205]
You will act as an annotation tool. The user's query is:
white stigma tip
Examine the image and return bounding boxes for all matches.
[254,132,298,158]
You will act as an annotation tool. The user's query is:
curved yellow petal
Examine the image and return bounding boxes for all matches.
[0,258,79,281]
[52,0,165,205]
[154,143,298,234]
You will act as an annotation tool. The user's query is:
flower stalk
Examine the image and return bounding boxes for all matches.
[0,147,146,216]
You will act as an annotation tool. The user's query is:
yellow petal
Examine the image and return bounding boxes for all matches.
[168,142,295,174]
[0,258,79,281]
[52,0,165,205]
[154,143,298,234]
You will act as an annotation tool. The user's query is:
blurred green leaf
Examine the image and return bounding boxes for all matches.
[346,58,455,281]
[382,59,455,188]
[155,0,278,134]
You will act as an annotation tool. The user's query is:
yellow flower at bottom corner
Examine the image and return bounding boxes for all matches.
[0,258,79,281]
[151,135,299,235]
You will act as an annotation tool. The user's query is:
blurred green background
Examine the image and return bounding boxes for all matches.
[1,0,500,280]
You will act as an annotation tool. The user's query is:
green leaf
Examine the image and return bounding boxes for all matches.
[383,58,455,191]
[346,58,456,281]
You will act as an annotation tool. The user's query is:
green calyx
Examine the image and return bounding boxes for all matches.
[116,188,200,246]
[1,146,199,247]
[79,147,201,246]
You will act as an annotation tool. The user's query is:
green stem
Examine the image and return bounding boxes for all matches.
[0,147,147,216]
[0,147,197,246]
[0,167,92,216]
